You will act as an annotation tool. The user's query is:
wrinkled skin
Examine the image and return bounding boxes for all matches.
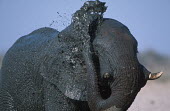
[0,27,91,111]
[0,0,162,111]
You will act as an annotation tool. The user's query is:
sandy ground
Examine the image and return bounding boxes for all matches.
[128,81,170,111]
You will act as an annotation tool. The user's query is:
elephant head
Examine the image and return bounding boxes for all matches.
[39,1,162,110]
[83,19,163,111]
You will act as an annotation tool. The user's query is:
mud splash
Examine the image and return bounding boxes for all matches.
[59,0,107,45]
[56,0,107,101]
[72,0,106,42]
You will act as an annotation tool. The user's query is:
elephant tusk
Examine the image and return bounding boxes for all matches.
[148,71,163,80]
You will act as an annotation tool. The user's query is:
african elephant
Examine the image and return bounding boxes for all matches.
[0,0,162,111]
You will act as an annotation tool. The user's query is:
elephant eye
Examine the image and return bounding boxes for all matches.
[103,72,110,79]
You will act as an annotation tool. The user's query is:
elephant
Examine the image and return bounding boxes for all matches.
[0,0,162,111]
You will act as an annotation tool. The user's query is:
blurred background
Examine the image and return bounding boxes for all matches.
[0,0,170,110]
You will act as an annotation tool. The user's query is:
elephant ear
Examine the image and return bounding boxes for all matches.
[39,46,88,101]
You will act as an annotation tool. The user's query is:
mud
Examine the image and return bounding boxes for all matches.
[53,0,107,101]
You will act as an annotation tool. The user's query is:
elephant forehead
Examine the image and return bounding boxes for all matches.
[93,19,138,54]
[93,34,135,53]
[95,19,137,45]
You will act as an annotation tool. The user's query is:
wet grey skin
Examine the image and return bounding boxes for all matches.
[0,0,162,111]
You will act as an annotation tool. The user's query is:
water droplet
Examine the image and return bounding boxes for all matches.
[72,47,78,52]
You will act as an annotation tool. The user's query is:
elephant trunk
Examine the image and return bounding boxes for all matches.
[83,46,103,111]
[84,50,163,111]
[83,49,132,111]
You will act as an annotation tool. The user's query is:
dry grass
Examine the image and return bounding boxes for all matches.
[128,50,170,111]
[129,81,170,111]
